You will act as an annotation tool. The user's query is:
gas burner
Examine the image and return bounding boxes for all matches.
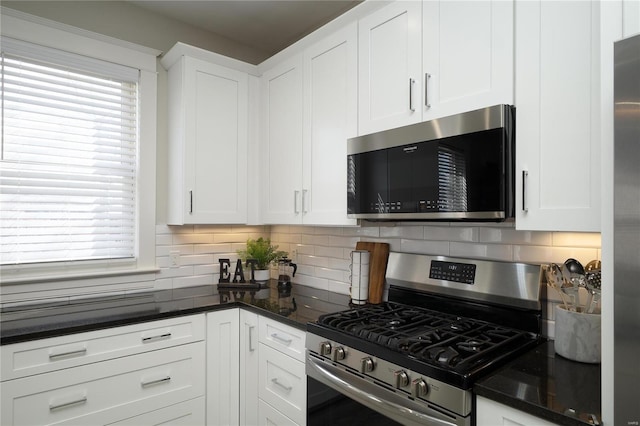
[457,337,491,353]
[425,346,461,367]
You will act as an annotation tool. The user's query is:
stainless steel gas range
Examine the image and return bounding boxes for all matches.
[306,252,543,426]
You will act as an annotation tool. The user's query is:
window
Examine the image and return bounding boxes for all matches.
[0,11,157,285]
[1,37,139,266]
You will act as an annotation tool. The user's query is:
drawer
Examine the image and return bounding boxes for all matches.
[106,397,205,426]
[258,316,305,362]
[259,343,306,425]
[258,399,298,426]
[1,314,205,380]
[0,341,205,426]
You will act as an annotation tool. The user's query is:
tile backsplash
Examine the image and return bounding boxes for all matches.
[155,222,601,337]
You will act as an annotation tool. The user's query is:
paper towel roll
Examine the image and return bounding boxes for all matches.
[350,250,370,305]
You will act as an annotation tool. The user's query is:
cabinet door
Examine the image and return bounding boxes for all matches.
[167,57,248,224]
[206,309,240,425]
[302,22,358,226]
[623,0,640,36]
[476,396,558,426]
[515,0,618,231]
[422,0,513,120]
[239,310,259,426]
[261,55,304,224]
[358,1,422,135]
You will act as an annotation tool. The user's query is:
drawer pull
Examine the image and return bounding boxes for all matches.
[49,396,87,411]
[271,378,292,392]
[142,332,172,343]
[270,333,292,346]
[49,348,87,361]
[141,376,172,388]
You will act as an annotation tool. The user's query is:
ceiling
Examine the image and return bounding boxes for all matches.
[129,0,362,61]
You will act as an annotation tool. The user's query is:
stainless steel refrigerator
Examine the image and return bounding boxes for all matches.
[614,32,640,423]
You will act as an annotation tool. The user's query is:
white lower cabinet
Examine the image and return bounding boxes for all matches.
[476,396,559,426]
[240,312,307,425]
[259,344,306,425]
[1,309,306,426]
[258,399,298,426]
[0,315,207,426]
[206,308,240,426]
[106,397,206,426]
[240,310,259,426]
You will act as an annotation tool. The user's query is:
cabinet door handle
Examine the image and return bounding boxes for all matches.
[294,190,300,214]
[271,377,293,392]
[302,189,308,214]
[425,73,431,108]
[409,78,416,112]
[141,376,171,388]
[271,333,292,346]
[49,347,87,361]
[522,170,529,212]
[249,325,255,352]
[49,395,87,411]
[189,190,193,214]
[142,332,172,343]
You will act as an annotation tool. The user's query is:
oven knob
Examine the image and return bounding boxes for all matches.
[394,370,410,388]
[360,357,375,373]
[411,378,429,398]
[332,346,346,361]
[319,341,332,356]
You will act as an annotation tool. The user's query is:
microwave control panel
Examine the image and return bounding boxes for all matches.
[429,261,476,284]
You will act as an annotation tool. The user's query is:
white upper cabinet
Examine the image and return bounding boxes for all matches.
[302,23,358,226]
[623,0,640,36]
[515,0,621,231]
[261,24,358,225]
[358,1,514,136]
[260,55,304,224]
[358,1,422,135]
[422,0,514,120]
[164,50,249,224]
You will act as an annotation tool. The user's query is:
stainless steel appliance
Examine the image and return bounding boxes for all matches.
[613,33,640,423]
[306,253,542,425]
[347,105,515,221]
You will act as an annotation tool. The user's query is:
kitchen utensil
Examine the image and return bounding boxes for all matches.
[277,258,297,287]
[585,259,601,272]
[585,269,602,314]
[545,264,571,309]
[584,260,602,313]
[354,241,390,304]
[558,263,578,310]
[564,258,585,287]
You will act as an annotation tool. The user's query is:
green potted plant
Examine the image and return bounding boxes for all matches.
[237,237,287,283]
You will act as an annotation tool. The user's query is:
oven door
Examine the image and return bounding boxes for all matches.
[306,352,469,426]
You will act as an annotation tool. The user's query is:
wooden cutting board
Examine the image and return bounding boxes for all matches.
[355,241,390,304]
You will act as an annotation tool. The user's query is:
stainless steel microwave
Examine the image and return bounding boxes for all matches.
[347,105,514,221]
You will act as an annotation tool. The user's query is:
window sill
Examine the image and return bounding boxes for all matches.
[0,267,160,286]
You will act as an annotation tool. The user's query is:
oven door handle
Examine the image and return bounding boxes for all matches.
[306,353,463,426]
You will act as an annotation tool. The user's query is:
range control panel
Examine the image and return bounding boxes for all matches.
[429,261,476,284]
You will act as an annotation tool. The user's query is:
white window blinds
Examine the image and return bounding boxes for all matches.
[1,37,139,265]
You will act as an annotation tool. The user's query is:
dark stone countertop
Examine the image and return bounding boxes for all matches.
[1,284,601,426]
[0,281,351,345]
[475,340,601,426]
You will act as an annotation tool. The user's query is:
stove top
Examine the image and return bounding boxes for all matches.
[308,301,540,389]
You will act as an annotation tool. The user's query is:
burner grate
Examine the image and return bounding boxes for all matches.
[316,302,532,371]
